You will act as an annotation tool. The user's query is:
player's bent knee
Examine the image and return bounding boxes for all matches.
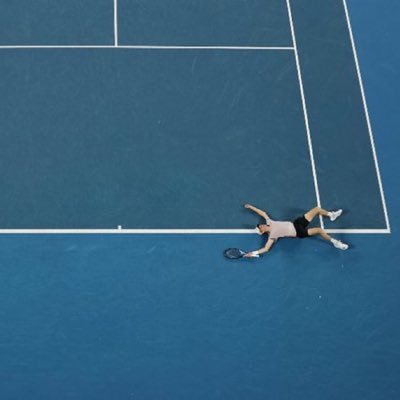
[308,227,322,236]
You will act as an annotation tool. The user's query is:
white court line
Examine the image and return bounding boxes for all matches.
[114,0,118,47]
[0,45,294,50]
[119,45,294,50]
[0,229,256,234]
[325,229,390,234]
[0,229,389,234]
[342,0,391,233]
[285,0,323,228]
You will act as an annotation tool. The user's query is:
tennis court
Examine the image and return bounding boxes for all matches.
[0,1,399,399]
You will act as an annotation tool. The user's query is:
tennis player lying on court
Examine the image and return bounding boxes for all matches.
[244,204,349,257]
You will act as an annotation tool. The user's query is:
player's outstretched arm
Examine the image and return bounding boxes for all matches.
[244,239,275,257]
[244,204,270,219]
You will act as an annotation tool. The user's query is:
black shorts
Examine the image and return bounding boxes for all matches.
[293,215,310,238]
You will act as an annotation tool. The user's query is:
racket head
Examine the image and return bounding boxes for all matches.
[223,248,246,259]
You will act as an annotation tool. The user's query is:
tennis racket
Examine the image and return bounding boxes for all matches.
[224,248,246,259]
[224,248,261,259]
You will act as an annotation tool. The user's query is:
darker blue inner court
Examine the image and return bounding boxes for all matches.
[0,0,113,45]
[0,49,316,229]
[0,0,387,229]
[118,0,292,46]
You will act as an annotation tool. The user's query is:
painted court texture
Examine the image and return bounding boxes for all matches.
[0,0,388,230]
[0,1,399,400]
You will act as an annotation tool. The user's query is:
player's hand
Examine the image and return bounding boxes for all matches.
[244,252,259,258]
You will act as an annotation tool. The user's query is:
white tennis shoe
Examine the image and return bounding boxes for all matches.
[331,239,349,250]
[329,209,343,221]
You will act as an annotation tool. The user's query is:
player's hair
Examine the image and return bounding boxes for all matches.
[256,224,266,235]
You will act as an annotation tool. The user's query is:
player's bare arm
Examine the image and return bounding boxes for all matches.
[244,238,275,257]
[244,204,270,220]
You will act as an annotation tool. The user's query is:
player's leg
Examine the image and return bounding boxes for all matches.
[304,207,329,222]
[308,227,349,250]
[304,206,342,222]
[307,227,331,241]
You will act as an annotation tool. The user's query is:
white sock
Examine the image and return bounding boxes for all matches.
[328,209,343,222]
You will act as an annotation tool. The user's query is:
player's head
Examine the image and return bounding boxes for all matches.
[256,224,269,235]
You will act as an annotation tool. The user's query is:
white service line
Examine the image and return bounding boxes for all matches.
[285,0,323,228]
[117,45,294,50]
[342,0,391,233]
[114,0,118,47]
[0,45,294,50]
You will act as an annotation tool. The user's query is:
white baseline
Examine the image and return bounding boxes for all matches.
[0,228,390,234]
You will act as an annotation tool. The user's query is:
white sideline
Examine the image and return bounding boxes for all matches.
[285,0,323,228]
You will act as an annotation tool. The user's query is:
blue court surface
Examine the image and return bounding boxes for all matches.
[0,1,399,399]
